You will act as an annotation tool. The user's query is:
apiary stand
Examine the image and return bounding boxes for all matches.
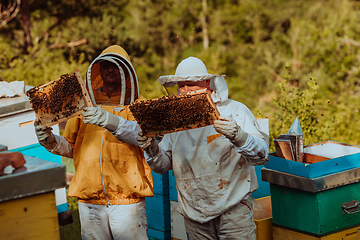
[262,141,360,237]
[0,155,66,240]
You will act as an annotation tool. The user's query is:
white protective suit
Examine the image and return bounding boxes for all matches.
[145,57,269,223]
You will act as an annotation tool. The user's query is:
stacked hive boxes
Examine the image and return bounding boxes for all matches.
[262,141,360,239]
[0,156,66,239]
[146,171,171,240]
[0,86,69,217]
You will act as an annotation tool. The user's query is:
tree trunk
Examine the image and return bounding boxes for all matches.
[20,0,31,53]
[200,0,209,50]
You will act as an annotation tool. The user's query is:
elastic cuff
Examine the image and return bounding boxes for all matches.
[50,135,74,158]
[105,114,120,132]
[42,133,58,151]
[232,128,249,147]
[148,146,159,157]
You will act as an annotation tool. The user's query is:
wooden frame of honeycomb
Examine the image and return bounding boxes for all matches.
[26,70,94,127]
[129,90,220,137]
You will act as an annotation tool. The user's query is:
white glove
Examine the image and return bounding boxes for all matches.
[136,131,159,157]
[82,106,120,132]
[213,115,249,147]
[34,119,57,150]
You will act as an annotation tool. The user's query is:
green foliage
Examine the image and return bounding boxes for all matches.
[268,75,342,152]
[1,0,360,148]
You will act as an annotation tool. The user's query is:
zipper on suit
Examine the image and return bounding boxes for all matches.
[100,126,111,206]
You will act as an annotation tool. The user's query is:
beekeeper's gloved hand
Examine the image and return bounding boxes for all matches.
[136,131,159,157]
[82,106,120,132]
[213,115,249,147]
[34,119,57,150]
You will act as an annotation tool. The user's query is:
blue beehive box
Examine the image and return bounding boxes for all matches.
[262,140,360,236]
[10,143,62,164]
[146,171,171,240]
[264,140,360,178]
[252,165,270,199]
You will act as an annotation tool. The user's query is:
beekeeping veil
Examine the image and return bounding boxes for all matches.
[158,57,229,103]
[85,45,139,106]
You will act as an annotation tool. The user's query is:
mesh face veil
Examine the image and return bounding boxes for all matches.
[86,50,139,106]
[158,57,229,103]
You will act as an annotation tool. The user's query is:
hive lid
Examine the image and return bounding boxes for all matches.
[0,86,33,118]
[262,167,360,193]
[0,155,66,202]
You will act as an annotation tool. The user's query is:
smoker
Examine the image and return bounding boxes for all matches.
[274,117,304,162]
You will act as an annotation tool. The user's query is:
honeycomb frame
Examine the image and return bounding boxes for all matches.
[26,70,94,127]
[129,90,220,137]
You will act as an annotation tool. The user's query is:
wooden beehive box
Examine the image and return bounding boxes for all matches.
[26,70,93,127]
[129,90,220,137]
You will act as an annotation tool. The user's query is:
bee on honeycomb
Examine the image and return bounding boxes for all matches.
[129,91,219,136]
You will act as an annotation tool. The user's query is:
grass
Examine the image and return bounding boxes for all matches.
[60,196,82,240]
[60,156,81,239]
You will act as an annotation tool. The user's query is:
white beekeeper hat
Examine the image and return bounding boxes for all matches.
[158,57,229,103]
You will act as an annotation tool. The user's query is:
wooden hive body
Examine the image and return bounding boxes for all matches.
[129,90,220,137]
[26,70,93,127]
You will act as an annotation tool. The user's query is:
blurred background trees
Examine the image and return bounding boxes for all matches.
[1,0,360,151]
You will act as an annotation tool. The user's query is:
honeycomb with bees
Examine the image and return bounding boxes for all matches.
[26,70,94,127]
[129,90,220,136]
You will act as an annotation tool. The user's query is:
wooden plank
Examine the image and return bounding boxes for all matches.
[303,153,330,164]
[273,225,360,240]
[26,70,94,127]
[129,90,220,137]
[273,226,318,240]
[0,192,60,240]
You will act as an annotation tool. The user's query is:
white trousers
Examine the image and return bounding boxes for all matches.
[184,197,256,240]
[78,200,148,240]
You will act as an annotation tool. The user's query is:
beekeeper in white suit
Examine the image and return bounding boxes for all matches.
[137,56,269,239]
